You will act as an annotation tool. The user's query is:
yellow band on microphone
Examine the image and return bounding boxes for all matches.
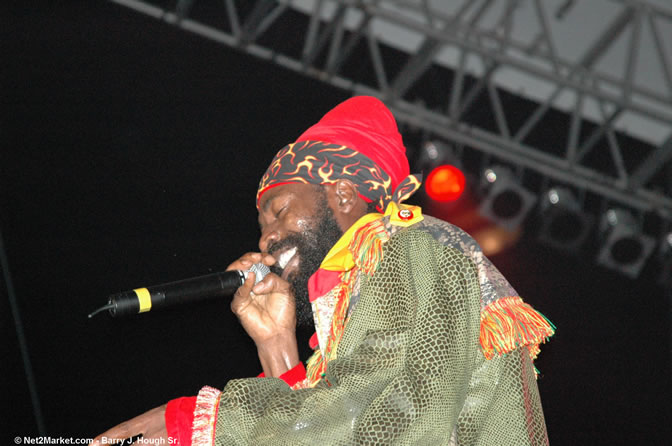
[134,288,152,313]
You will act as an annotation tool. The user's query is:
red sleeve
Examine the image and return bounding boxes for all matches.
[165,396,197,446]
[257,361,307,387]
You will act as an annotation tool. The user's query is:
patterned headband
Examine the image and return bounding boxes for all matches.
[257,140,421,212]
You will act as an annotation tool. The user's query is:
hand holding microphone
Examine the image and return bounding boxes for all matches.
[90,251,301,378]
[229,252,296,340]
[228,252,300,377]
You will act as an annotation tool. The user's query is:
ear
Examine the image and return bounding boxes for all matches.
[333,179,359,213]
[325,179,368,230]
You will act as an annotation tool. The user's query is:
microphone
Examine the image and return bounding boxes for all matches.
[88,263,270,318]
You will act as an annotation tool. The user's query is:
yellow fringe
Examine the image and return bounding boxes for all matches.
[305,349,324,386]
[480,296,555,362]
[349,219,388,275]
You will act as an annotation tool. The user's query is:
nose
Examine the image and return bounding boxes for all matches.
[259,224,280,253]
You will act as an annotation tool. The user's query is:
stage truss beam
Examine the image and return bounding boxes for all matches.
[109,0,672,225]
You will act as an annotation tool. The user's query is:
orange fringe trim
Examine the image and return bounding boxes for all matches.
[480,296,555,362]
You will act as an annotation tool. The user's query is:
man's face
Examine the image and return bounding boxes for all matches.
[258,183,344,327]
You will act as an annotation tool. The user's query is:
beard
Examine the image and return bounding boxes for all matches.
[268,199,344,328]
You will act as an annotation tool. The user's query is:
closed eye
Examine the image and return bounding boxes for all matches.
[258,205,286,231]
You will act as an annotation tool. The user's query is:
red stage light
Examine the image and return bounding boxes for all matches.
[426,164,466,202]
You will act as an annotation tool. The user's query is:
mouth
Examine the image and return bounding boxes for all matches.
[273,247,301,281]
[276,247,297,270]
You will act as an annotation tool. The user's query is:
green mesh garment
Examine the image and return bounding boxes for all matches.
[213,228,549,445]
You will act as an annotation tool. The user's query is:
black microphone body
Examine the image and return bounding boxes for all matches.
[90,263,270,318]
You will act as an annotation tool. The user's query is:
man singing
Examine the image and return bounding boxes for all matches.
[93,96,554,445]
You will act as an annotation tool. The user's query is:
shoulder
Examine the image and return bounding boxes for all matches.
[385,214,482,263]
[413,215,481,252]
[384,214,518,309]
[380,216,481,282]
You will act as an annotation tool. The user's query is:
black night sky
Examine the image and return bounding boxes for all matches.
[2,2,671,444]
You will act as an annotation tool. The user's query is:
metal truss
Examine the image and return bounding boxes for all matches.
[110,0,672,227]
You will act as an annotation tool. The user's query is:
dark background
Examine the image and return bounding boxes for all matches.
[2,2,670,444]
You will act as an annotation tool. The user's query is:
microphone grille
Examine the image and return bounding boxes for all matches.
[248,263,270,284]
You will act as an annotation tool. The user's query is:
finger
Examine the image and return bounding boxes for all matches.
[91,420,136,446]
[252,273,292,296]
[260,252,277,266]
[226,252,263,272]
[226,252,276,272]
[91,405,165,446]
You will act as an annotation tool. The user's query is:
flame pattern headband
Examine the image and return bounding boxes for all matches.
[257,141,421,212]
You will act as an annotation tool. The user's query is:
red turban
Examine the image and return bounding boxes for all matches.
[257,96,420,211]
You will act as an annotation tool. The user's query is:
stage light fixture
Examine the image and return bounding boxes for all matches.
[537,187,593,251]
[423,141,442,162]
[426,164,466,202]
[417,141,467,203]
[596,208,655,278]
[478,166,537,230]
